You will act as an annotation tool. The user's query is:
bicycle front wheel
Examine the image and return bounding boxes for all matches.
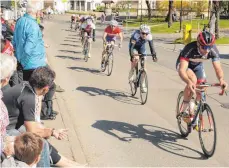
[198,103,217,158]
[84,41,89,62]
[176,91,190,138]
[139,70,148,105]
[129,67,137,96]
[107,53,113,76]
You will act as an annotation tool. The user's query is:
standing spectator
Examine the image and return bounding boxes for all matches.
[12,3,57,119]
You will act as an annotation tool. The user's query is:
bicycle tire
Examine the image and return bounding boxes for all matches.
[176,91,190,137]
[139,70,148,105]
[107,52,113,76]
[84,41,89,62]
[198,103,217,157]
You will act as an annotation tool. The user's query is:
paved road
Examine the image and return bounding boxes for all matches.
[44,15,229,166]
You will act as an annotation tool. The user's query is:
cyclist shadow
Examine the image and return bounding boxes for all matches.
[59,50,81,54]
[65,37,78,40]
[76,86,144,105]
[64,40,78,43]
[60,43,81,47]
[55,55,83,61]
[68,66,105,76]
[220,54,229,59]
[92,120,207,160]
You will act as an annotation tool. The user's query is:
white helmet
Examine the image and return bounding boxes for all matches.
[110,20,118,27]
[72,14,76,17]
[140,24,150,34]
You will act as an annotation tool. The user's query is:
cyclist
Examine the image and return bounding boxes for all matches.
[70,14,76,29]
[81,16,96,58]
[101,20,123,71]
[176,31,228,123]
[129,24,157,93]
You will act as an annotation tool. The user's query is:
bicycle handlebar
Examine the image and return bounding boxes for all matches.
[196,83,227,96]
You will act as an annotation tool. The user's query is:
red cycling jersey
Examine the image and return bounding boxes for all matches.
[2,40,14,56]
[105,26,121,37]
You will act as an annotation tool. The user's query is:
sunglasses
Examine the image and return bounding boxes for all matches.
[141,32,148,35]
[200,45,213,50]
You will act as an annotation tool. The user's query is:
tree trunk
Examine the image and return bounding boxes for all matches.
[214,1,221,39]
[145,0,151,20]
[168,0,173,28]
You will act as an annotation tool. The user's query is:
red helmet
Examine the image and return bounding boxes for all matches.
[197,31,215,46]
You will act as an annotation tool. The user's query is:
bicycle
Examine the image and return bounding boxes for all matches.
[82,35,91,62]
[129,54,156,105]
[176,83,227,157]
[101,42,120,76]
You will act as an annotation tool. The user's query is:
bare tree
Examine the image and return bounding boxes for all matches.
[209,0,221,39]
[145,0,151,20]
[168,0,173,28]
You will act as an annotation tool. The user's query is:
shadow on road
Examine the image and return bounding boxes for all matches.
[64,40,78,43]
[220,54,229,59]
[60,43,81,47]
[76,86,142,105]
[68,66,103,76]
[65,37,78,40]
[92,120,206,160]
[55,55,82,61]
[59,50,81,54]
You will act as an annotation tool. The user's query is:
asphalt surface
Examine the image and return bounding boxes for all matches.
[44,15,229,166]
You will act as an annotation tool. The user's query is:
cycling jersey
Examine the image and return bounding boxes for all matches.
[176,41,220,83]
[104,26,121,41]
[1,39,14,56]
[129,30,156,58]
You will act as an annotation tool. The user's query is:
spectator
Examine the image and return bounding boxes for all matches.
[12,3,57,119]
[2,66,84,167]
[2,132,43,167]
[0,53,16,158]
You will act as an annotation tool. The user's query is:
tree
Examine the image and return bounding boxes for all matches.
[168,0,173,28]
[209,0,221,39]
[145,0,152,20]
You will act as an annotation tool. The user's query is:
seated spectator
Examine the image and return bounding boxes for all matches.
[2,132,43,167]
[2,66,84,167]
[0,53,16,159]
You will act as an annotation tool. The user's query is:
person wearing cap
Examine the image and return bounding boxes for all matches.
[101,20,123,71]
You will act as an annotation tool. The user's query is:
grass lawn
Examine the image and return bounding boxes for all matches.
[174,36,229,44]
[124,18,229,33]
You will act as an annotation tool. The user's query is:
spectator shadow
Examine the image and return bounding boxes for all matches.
[55,55,82,61]
[76,86,141,105]
[60,43,80,47]
[220,54,229,59]
[92,120,206,160]
[59,50,81,54]
[64,40,78,43]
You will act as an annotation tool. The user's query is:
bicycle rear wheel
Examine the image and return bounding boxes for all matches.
[129,67,137,96]
[84,41,89,62]
[176,91,190,137]
[198,103,217,157]
[107,53,113,76]
[139,70,148,105]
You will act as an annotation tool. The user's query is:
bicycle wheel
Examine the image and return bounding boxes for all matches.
[176,91,190,137]
[129,66,137,96]
[198,103,217,157]
[84,41,89,62]
[139,70,148,105]
[107,52,113,76]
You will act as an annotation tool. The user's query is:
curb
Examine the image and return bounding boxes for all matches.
[55,93,88,164]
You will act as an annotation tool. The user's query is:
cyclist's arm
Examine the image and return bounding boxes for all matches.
[119,32,123,43]
[148,40,156,56]
[103,32,107,42]
[178,60,191,84]
[212,60,224,83]
[129,39,136,57]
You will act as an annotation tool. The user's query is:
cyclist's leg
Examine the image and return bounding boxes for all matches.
[129,47,139,82]
[194,63,207,102]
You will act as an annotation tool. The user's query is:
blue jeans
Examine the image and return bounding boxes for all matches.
[6,127,50,167]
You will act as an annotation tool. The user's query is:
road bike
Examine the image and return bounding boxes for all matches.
[82,35,91,62]
[101,42,120,76]
[176,83,227,157]
[129,54,156,105]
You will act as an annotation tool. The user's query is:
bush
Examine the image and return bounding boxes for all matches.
[95,6,105,12]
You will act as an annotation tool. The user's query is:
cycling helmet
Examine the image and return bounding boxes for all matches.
[139,24,150,34]
[197,31,215,46]
[109,20,118,27]
[72,14,76,17]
